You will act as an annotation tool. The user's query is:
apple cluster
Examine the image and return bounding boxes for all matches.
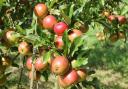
[24,3,88,88]
[34,3,89,49]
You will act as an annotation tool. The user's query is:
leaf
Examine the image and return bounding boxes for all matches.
[0,0,5,6]
[11,62,19,68]
[49,0,58,9]
[69,4,75,19]
[61,11,71,25]
[43,51,52,63]
[15,25,26,35]
[62,31,71,56]
[69,36,85,57]
[72,58,88,68]
[123,0,128,4]
[41,70,50,81]
[24,34,40,43]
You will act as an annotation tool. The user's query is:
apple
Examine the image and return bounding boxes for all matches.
[35,57,48,71]
[41,15,57,29]
[68,29,82,42]
[18,41,31,55]
[51,56,70,75]
[55,36,64,49]
[34,3,48,18]
[54,22,68,36]
[77,69,87,81]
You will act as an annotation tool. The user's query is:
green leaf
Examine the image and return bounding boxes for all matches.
[0,0,5,6]
[41,70,50,81]
[16,25,26,35]
[71,58,88,68]
[69,4,75,19]
[61,11,71,25]
[24,34,40,43]
[69,36,85,57]
[43,51,52,63]
[62,31,71,56]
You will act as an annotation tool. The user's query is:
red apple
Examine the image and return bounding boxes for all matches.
[54,22,68,36]
[108,15,117,22]
[34,3,48,18]
[55,36,64,49]
[18,41,31,55]
[77,69,87,81]
[117,16,127,24]
[35,57,48,71]
[68,29,82,42]
[58,76,69,88]
[51,56,70,75]
[62,69,79,86]
[26,57,32,70]
[42,15,57,29]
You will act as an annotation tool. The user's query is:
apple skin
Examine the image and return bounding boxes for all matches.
[42,15,57,29]
[108,15,117,22]
[54,22,68,36]
[58,76,69,88]
[77,69,87,82]
[35,57,48,71]
[34,3,48,18]
[68,29,82,42]
[18,41,31,55]
[51,56,70,75]
[26,57,32,70]
[55,36,64,49]
[59,69,79,87]
[117,16,127,24]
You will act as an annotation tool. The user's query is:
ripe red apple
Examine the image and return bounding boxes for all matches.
[5,30,19,43]
[34,3,48,18]
[54,22,68,36]
[51,56,70,75]
[62,69,79,86]
[58,76,69,88]
[77,69,87,82]
[18,41,31,55]
[108,15,117,22]
[41,15,57,29]
[68,29,82,42]
[35,57,48,71]
[55,36,64,49]
[26,57,32,70]
[117,16,127,24]
[28,71,41,81]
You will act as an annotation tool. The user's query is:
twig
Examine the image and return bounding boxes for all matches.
[30,63,35,89]
[17,55,24,89]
